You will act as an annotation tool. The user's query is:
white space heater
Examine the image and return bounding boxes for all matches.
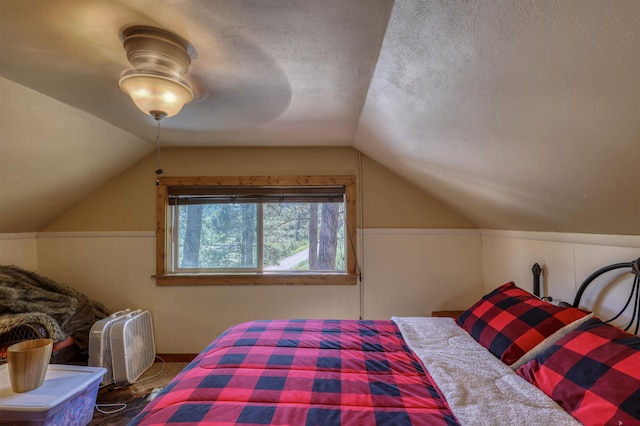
[88,309,156,385]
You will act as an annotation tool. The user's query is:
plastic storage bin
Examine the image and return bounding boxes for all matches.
[0,364,106,425]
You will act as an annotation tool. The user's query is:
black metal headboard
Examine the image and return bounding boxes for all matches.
[572,258,640,334]
[531,263,542,298]
[532,258,640,334]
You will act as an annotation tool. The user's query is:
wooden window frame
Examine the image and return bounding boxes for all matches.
[155,175,358,286]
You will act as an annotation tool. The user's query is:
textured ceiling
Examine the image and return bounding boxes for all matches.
[0,0,391,146]
[1,0,639,234]
[354,0,640,234]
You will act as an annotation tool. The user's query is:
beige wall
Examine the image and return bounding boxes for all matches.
[43,147,474,231]
[0,233,38,270]
[31,226,640,354]
[35,229,483,353]
[6,148,639,355]
[5,225,638,354]
[361,156,475,229]
[363,229,483,318]
[28,146,481,353]
[35,232,361,352]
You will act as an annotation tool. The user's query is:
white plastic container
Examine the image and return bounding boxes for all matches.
[0,364,106,425]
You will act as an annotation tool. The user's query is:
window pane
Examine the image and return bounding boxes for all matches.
[263,202,345,272]
[177,203,258,269]
[159,176,357,284]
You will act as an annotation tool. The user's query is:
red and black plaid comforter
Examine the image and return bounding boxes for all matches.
[130,319,459,425]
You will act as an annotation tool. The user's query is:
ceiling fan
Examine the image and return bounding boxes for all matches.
[118,25,196,120]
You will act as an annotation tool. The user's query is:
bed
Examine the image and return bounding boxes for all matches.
[130,258,640,425]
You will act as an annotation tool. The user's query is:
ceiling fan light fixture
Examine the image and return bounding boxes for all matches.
[119,69,193,119]
[119,25,196,119]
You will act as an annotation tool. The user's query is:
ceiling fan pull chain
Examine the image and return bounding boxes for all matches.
[155,118,163,185]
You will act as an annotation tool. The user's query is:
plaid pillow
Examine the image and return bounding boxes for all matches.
[516,317,640,425]
[456,282,589,366]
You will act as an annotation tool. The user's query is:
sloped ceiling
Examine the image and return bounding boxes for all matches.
[354,0,640,234]
[1,0,639,234]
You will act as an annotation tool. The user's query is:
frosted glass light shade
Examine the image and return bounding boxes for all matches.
[119,70,193,118]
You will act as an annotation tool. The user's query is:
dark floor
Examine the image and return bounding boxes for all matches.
[89,362,188,425]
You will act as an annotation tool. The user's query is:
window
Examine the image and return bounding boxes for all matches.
[156,176,357,285]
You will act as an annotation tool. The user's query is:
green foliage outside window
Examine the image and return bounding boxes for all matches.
[176,202,345,272]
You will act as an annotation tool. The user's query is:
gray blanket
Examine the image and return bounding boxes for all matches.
[393,317,581,426]
[0,265,110,350]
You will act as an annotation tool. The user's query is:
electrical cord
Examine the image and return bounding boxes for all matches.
[134,355,166,385]
[95,403,127,415]
[94,355,166,415]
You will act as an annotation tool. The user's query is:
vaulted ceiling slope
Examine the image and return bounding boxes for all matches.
[1,1,639,234]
